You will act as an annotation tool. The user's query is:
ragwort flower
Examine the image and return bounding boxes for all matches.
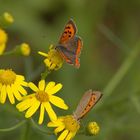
[47,115,80,140]
[16,80,68,124]
[0,28,7,55]
[0,69,27,104]
[38,45,63,70]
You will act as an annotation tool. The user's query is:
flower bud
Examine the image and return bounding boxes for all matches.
[86,122,100,136]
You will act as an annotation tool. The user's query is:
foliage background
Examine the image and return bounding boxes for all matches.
[0,0,140,140]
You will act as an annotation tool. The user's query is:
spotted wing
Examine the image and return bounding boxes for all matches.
[59,19,77,44]
[73,90,102,120]
[56,36,82,68]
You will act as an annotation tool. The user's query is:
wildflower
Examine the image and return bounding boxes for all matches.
[0,28,7,55]
[3,12,14,24]
[38,45,63,70]
[0,69,27,104]
[16,80,68,124]
[48,115,80,140]
[20,43,31,56]
[86,122,100,136]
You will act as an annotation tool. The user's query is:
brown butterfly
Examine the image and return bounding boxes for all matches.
[73,90,102,121]
[55,19,83,68]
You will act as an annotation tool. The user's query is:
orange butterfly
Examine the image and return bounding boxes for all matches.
[73,90,102,121]
[56,19,83,68]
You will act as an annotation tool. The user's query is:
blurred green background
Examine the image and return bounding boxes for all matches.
[0,0,140,140]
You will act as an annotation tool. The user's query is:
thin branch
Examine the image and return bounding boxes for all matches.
[0,120,26,132]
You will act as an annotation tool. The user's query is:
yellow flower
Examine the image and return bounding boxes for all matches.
[20,43,31,56]
[0,28,7,55]
[86,122,100,136]
[16,80,68,124]
[0,69,27,104]
[38,45,63,70]
[48,115,80,140]
[3,12,14,24]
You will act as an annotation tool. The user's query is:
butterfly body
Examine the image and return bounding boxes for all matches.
[55,19,83,68]
[73,90,102,121]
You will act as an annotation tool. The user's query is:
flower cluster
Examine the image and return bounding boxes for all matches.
[0,12,101,140]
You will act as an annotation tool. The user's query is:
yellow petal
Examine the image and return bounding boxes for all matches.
[21,81,28,87]
[25,99,40,118]
[38,51,48,57]
[47,83,62,95]
[0,43,6,55]
[16,97,35,111]
[38,80,45,91]
[28,82,38,92]
[58,130,69,140]
[45,82,55,92]
[54,125,65,135]
[16,75,25,81]
[43,102,57,121]
[12,86,22,101]
[65,132,74,140]
[38,104,45,125]
[0,83,2,90]
[47,119,63,127]
[18,86,27,95]
[0,85,7,104]
[44,59,51,67]
[22,94,35,100]
[50,63,56,70]
[50,95,68,110]
[6,85,15,104]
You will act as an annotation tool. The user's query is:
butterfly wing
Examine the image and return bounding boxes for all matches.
[59,19,77,44]
[73,90,102,120]
[56,36,82,68]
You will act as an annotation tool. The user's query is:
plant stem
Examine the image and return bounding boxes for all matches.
[41,68,51,80]
[30,118,54,135]
[97,41,140,109]
[0,120,26,132]
[20,121,30,140]
[2,50,15,56]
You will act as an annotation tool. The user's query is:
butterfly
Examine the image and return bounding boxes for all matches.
[73,89,102,121]
[55,19,83,68]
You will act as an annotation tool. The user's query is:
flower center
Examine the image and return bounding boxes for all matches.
[48,49,63,65]
[63,115,80,132]
[0,69,16,85]
[35,91,49,102]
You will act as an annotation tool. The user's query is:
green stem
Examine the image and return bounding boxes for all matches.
[2,50,15,56]
[30,118,53,135]
[131,95,140,115]
[97,41,140,109]
[20,121,30,140]
[0,120,26,132]
[41,68,51,80]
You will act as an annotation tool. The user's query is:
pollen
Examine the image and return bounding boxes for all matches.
[63,115,80,132]
[35,91,49,102]
[0,69,16,85]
